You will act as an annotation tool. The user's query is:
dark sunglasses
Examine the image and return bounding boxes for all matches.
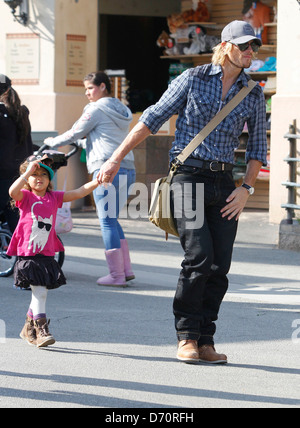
[232,41,260,53]
[38,221,52,232]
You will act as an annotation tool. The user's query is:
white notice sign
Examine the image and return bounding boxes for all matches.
[66,34,87,87]
[6,33,40,85]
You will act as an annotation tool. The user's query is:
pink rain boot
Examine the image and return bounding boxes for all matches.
[121,239,135,281]
[97,248,127,288]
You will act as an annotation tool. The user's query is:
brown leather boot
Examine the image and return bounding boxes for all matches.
[177,340,200,363]
[20,315,37,347]
[198,345,227,364]
[34,318,55,348]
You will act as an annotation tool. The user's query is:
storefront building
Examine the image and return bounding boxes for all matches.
[0,0,299,223]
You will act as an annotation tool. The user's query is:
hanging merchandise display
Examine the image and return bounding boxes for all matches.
[167,1,210,34]
[242,1,271,45]
[157,2,220,58]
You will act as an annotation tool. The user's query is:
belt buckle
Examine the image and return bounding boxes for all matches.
[210,161,220,172]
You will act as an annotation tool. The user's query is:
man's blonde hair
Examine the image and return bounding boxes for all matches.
[212,41,257,66]
[211,42,233,66]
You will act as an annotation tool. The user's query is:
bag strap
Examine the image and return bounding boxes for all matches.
[175,80,257,165]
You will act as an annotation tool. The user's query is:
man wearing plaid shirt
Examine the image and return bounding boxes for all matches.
[98,21,267,364]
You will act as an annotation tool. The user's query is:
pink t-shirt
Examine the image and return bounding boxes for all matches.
[7,189,65,257]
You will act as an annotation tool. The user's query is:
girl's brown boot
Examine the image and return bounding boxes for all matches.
[20,315,37,347]
[34,318,55,348]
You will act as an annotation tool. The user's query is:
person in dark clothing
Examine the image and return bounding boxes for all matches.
[0,74,33,232]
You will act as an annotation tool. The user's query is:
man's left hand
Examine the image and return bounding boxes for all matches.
[220,186,249,221]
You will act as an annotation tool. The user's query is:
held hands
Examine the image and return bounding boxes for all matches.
[96,159,120,187]
[221,186,249,221]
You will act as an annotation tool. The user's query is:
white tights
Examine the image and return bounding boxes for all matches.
[30,286,48,318]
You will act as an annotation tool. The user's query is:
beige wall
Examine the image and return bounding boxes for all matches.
[0,0,98,132]
[54,0,98,96]
[269,0,300,223]
[0,0,98,204]
[0,0,56,129]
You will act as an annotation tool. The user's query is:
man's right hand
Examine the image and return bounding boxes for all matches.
[96,159,120,187]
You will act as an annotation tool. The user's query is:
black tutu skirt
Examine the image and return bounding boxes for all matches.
[14,255,66,290]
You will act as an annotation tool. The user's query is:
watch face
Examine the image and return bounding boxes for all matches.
[242,183,254,195]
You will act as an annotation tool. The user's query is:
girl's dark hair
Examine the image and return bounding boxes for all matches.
[0,74,31,144]
[83,71,112,94]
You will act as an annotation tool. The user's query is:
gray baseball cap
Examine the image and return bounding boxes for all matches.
[221,20,262,46]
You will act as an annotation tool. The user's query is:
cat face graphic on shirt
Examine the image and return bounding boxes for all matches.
[28,201,53,254]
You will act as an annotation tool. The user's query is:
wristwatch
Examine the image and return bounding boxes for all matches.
[242,183,255,195]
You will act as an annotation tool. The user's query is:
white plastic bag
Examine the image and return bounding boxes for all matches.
[55,202,73,234]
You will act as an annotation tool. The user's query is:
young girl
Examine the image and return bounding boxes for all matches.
[7,157,99,348]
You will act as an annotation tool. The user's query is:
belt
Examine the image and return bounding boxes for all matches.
[182,158,234,172]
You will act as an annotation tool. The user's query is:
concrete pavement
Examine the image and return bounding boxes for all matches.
[0,210,300,409]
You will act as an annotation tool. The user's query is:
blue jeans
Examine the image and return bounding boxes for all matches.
[171,166,238,346]
[93,168,136,250]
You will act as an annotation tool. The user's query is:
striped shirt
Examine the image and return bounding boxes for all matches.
[140,64,267,166]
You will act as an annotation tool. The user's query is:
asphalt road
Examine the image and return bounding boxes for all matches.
[0,210,299,409]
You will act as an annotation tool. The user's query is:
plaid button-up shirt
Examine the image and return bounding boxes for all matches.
[140,64,267,166]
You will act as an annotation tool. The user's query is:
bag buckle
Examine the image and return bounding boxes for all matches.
[171,158,183,172]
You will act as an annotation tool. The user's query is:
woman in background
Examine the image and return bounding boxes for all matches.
[0,74,33,232]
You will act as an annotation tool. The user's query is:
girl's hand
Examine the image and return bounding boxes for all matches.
[25,161,40,177]
[97,160,120,187]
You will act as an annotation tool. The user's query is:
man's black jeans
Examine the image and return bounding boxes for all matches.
[171,165,238,346]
